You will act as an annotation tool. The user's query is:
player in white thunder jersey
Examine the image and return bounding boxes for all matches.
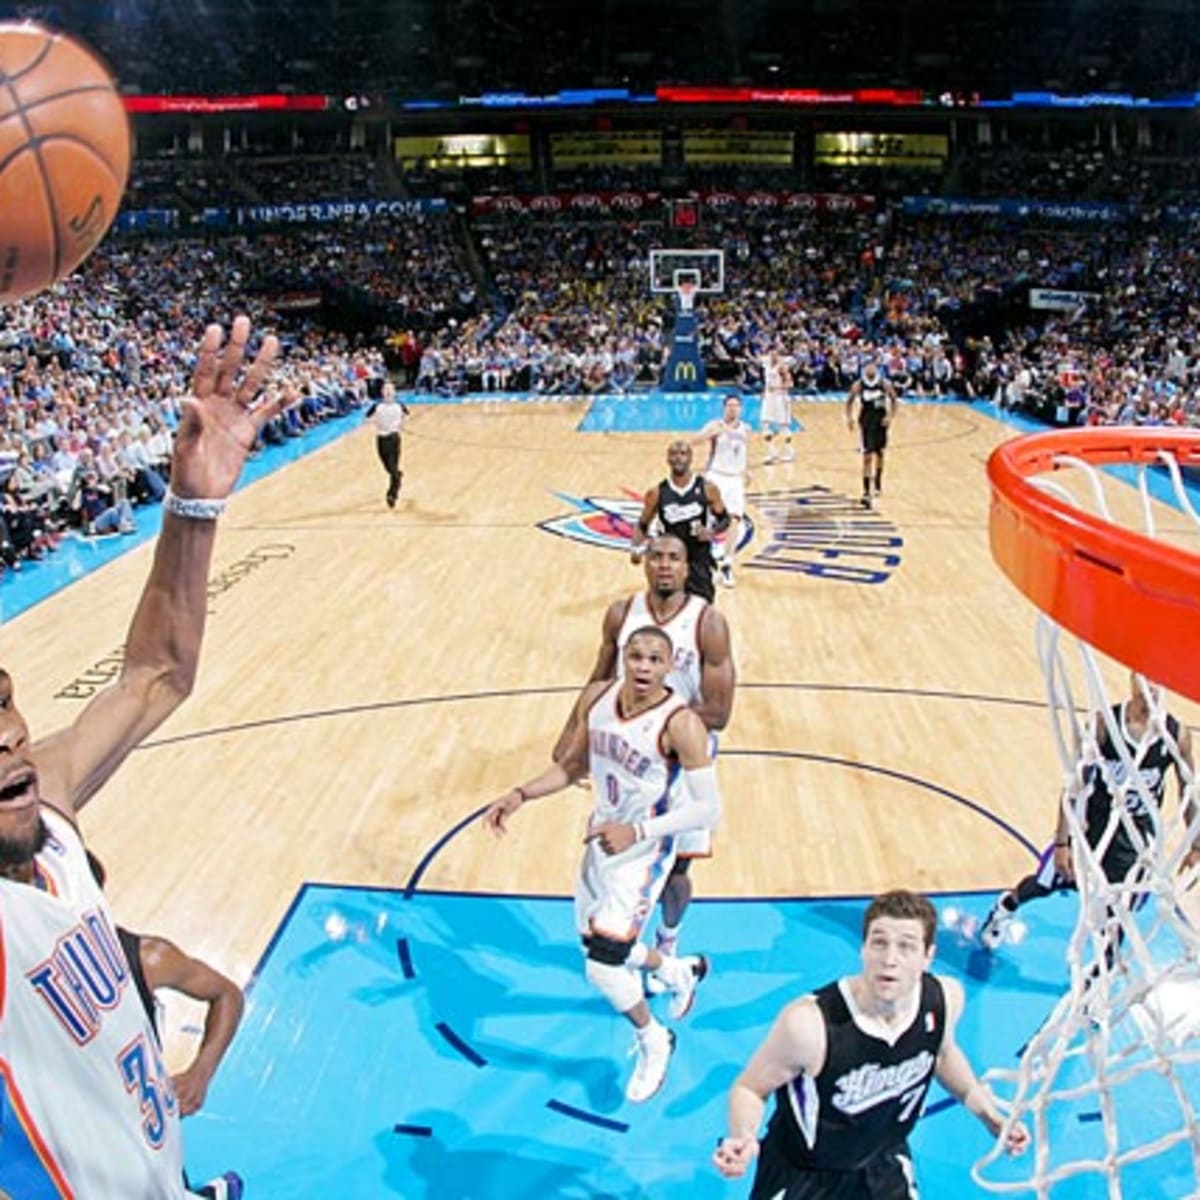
[694,393,751,587]
[487,626,722,1104]
[0,316,281,1200]
[615,588,707,704]
[1,809,187,1195]
[549,534,735,966]
[760,348,794,464]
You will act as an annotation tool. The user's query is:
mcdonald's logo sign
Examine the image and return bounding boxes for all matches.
[674,361,698,382]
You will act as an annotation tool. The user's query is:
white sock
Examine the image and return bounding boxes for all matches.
[637,1017,666,1041]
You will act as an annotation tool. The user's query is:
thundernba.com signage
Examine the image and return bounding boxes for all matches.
[236,198,449,226]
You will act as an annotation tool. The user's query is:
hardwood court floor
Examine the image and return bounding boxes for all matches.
[10,398,1196,1066]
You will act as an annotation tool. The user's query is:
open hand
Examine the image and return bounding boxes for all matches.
[170,316,283,501]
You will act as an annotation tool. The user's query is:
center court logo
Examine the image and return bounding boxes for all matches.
[539,486,902,584]
[750,485,903,584]
[538,490,754,556]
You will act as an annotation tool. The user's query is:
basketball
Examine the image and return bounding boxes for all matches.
[0,22,130,303]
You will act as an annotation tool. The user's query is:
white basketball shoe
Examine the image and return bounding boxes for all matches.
[656,953,711,1020]
[979,893,1016,951]
[626,1023,675,1103]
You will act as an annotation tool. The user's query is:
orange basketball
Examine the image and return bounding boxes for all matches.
[0,22,130,303]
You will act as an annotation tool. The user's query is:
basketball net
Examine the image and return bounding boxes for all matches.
[677,279,697,314]
[975,431,1200,1198]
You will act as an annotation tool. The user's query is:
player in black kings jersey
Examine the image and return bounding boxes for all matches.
[980,673,1197,953]
[715,890,1027,1197]
[630,440,730,602]
[846,361,897,511]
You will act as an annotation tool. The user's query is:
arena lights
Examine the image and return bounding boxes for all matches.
[122,94,330,114]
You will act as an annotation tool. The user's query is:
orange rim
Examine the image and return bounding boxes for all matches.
[988,428,1200,702]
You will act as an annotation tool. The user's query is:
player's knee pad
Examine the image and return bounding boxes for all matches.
[668,856,692,878]
[584,955,642,1014]
[585,931,634,966]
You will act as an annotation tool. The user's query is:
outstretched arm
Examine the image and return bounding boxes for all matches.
[33,318,282,819]
[138,934,245,1117]
[934,976,1029,1154]
[487,681,602,834]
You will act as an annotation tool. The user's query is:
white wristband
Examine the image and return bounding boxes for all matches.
[164,489,226,521]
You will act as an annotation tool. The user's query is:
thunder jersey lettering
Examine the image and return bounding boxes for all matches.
[769,975,945,1171]
[706,421,749,477]
[763,360,789,395]
[0,808,185,1199]
[615,592,706,705]
[587,682,686,827]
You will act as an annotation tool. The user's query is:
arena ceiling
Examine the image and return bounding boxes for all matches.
[1,0,1194,95]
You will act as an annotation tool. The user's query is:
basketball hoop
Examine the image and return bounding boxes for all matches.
[975,427,1200,1198]
[677,278,698,315]
[989,428,1200,701]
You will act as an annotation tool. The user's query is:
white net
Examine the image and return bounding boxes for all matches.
[974,444,1200,1199]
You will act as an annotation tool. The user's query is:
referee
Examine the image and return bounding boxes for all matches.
[369,381,410,508]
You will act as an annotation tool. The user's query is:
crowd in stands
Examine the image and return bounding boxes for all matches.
[979,229,1200,428]
[0,240,387,579]
[125,155,244,214]
[418,216,669,395]
[123,134,1200,220]
[127,152,391,213]
[232,154,390,204]
[106,209,478,333]
[10,121,1200,584]
[413,207,936,397]
[408,200,1200,437]
[946,142,1200,205]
